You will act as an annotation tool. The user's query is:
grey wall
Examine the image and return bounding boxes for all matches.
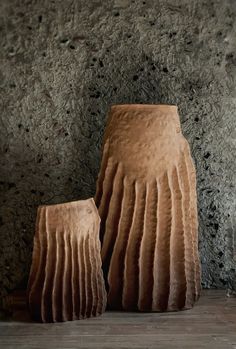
[0,0,236,302]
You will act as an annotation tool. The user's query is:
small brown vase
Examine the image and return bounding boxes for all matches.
[27,199,107,322]
[95,104,201,312]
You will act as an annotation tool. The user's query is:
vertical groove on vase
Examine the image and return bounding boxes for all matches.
[168,167,186,310]
[98,160,119,245]
[84,233,92,317]
[28,207,46,321]
[27,209,41,294]
[89,222,98,316]
[69,232,75,320]
[138,180,157,311]
[41,208,50,322]
[152,173,172,311]
[79,235,86,318]
[39,208,47,321]
[69,233,74,320]
[83,234,88,318]
[94,232,101,315]
[179,153,196,308]
[44,218,57,322]
[61,228,67,321]
[57,230,66,321]
[95,140,110,207]
[95,227,106,315]
[77,232,82,319]
[90,223,98,316]
[61,230,67,321]
[175,164,188,309]
[66,229,73,320]
[73,234,80,319]
[101,163,124,288]
[184,151,201,298]
[54,228,64,322]
[51,229,58,321]
[107,177,136,310]
[106,175,125,309]
[123,181,146,310]
[46,211,55,322]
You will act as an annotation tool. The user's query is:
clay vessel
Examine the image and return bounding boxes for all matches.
[95,104,201,311]
[27,198,107,322]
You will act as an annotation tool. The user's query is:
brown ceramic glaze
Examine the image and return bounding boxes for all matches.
[95,104,201,312]
[27,198,107,322]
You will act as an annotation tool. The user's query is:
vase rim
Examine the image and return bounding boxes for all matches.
[38,198,96,210]
[110,104,178,111]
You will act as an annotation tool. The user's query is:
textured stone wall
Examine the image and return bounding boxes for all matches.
[0,0,236,302]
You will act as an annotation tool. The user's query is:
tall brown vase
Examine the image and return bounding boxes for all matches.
[27,199,107,322]
[95,104,201,312]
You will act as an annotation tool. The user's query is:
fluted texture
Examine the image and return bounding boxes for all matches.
[95,104,201,312]
[27,199,107,322]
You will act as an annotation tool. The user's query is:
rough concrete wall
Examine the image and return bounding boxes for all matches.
[0,0,236,302]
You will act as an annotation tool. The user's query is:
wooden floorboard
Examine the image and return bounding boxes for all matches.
[0,290,236,349]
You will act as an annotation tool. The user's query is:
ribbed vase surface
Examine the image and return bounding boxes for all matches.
[27,199,107,322]
[95,104,201,311]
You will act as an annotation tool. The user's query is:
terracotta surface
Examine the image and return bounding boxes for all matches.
[95,104,201,311]
[27,199,107,322]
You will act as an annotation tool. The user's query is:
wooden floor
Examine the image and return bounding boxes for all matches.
[0,290,236,349]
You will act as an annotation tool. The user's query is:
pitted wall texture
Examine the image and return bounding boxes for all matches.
[0,0,236,302]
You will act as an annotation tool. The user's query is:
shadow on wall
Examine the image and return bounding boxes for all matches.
[0,117,101,303]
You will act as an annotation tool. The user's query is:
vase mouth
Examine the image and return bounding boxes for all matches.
[110,104,178,112]
[38,198,95,210]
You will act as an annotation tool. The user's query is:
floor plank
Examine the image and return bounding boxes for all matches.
[0,290,236,349]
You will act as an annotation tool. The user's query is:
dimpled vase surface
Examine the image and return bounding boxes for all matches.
[95,104,201,312]
[27,199,107,322]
